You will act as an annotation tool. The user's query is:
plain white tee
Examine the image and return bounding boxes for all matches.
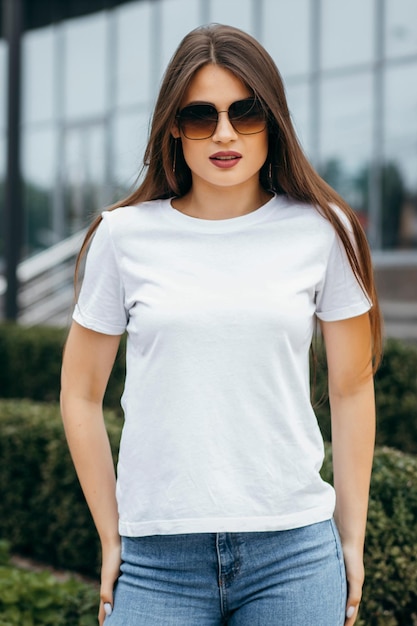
[73,194,371,537]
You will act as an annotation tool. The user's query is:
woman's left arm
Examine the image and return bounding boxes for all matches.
[320,312,376,625]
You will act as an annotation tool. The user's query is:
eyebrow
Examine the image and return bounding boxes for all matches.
[180,97,256,109]
[181,101,216,107]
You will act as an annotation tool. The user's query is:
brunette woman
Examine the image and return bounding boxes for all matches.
[61,23,382,626]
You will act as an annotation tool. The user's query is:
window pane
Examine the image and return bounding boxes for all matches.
[22,26,54,124]
[384,64,417,248]
[386,0,417,58]
[116,1,152,107]
[22,126,56,190]
[22,126,56,252]
[321,73,372,172]
[64,12,107,120]
[113,111,150,194]
[320,73,372,226]
[0,135,5,180]
[286,82,311,156]
[0,40,5,259]
[0,37,5,258]
[385,65,417,191]
[63,125,107,233]
[321,0,374,70]
[0,40,6,131]
[209,0,253,35]
[0,136,5,260]
[88,125,110,209]
[263,0,310,78]
[160,0,200,78]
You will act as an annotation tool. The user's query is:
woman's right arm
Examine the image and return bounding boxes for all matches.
[60,321,123,625]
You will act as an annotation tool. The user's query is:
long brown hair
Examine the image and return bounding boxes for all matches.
[76,23,382,369]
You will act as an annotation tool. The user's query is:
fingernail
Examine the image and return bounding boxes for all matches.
[346,606,355,619]
[104,603,113,617]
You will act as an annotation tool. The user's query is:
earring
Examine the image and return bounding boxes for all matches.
[172,139,178,173]
[268,162,273,188]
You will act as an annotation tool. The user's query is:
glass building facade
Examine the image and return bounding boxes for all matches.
[0,0,417,260]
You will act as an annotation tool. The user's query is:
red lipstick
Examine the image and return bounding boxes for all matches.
[209,151,242,169]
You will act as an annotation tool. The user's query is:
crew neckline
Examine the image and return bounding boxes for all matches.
[158,194,281,233]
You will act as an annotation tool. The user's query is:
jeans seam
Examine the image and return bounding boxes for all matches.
[330,519,347,625]
[215,533,228,619]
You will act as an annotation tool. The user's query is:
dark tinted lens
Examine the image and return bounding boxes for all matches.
[178,104,218,139]
[229,99,266,134]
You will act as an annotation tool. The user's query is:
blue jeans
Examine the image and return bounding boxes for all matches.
[105,519,347,625]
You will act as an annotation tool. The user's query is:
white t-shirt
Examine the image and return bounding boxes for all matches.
[73,194,371,537]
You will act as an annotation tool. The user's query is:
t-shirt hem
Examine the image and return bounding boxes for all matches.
[316,301,371,322]
[73,306,126,335]
[118,505,335,537]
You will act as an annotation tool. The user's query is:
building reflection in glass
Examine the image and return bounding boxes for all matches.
[0,0,416,259]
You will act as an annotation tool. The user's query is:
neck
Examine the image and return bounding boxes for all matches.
[172,179,273,220]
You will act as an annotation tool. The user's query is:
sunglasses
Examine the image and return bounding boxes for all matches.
[176,97,267,140]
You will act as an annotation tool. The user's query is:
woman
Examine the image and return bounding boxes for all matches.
[61,24,382,626]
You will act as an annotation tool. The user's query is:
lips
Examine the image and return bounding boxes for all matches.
[209,151,242,168]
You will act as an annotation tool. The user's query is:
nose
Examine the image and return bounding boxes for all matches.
[212,110,238,142]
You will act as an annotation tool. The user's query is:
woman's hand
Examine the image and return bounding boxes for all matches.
[98,539,122,625]
[343,543,365,625]
[61,323,123,625]
[321,315,374,626]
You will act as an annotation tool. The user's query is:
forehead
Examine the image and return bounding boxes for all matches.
[180,64,252,107]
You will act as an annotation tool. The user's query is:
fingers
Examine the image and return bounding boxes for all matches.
[344,577,362,625]
[98,599,113,625]
[341,543,364,626]
[98,581,115,625]
[100,574,116,609]
[99,574,118,624]
[345,602,358,624]
[98,541,121,624]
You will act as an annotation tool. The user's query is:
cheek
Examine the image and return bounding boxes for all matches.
[245,135,269,172]
[258,134,269,162]
[181,142,204,171]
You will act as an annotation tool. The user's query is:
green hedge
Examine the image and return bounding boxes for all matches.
[1,324,416,452]
[0,325,66,402]
[0,541,97,626]
[321,447,417,626]
[0,323,126,409]
[0,399,416,624]
[0,399,121,578]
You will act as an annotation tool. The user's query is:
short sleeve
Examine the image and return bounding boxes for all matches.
[73,214,128,334]
[315,231,372,322]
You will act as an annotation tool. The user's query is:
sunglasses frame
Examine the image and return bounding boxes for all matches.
[176,97,268,140]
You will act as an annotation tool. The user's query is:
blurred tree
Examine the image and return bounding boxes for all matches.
[23,181,51,255]
[320,158,406,248]
[320,158,368,229]
[320,158,346,192]
[355,162,405,249]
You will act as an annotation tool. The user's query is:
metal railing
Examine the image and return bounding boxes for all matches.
[0,230,86,327]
